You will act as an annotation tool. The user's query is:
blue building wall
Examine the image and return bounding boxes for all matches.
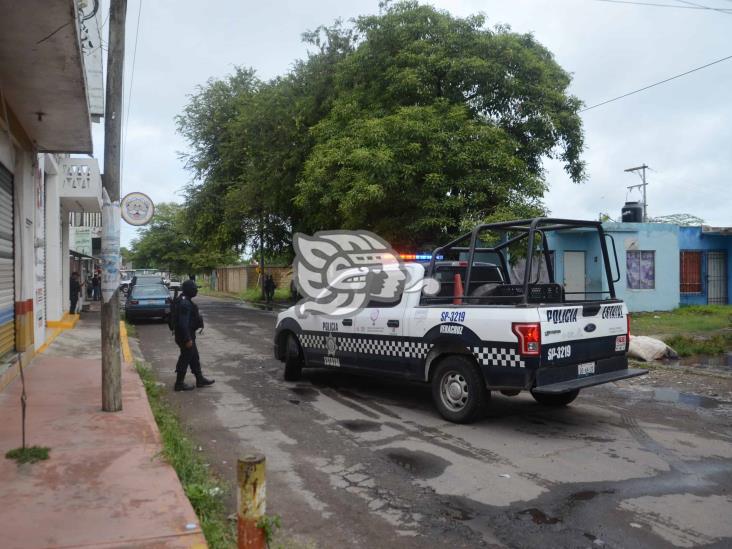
[547,223,679,312]
[678,227,732,305]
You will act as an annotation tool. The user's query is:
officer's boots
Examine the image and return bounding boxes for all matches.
[191,364,215,388]
[196,376,215,388]
[174,371,195,392]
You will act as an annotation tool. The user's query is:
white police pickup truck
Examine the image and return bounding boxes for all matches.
[274,218,646,423]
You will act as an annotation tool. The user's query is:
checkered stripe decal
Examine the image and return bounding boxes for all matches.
[472,347,525,368]
[299,334,325,349]
[338,338,432,359]
[298,333,431,359]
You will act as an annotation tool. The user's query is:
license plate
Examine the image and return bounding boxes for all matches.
[578,362,595,376]
[149,300,166,305]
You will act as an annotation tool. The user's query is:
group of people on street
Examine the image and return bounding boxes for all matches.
[69,270,102,314]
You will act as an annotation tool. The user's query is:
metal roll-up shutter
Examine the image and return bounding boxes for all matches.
[0,162,14,358]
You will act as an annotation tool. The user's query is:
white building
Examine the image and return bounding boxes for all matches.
[0,0,104,382]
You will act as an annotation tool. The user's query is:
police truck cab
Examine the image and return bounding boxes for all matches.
[274,218,645,423]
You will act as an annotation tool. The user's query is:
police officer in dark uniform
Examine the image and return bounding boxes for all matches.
[174,280,215,391]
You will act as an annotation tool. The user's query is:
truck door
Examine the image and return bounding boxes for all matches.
[351,295,407,375]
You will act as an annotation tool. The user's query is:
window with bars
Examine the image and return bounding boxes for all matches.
[627,250,655,290]
[680,251,703,294]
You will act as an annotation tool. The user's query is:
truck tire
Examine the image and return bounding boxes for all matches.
[283,334,303,381]
[530,389,580,407]
[431,355,488,423]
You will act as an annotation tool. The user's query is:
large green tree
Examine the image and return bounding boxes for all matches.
[176,24,355,261]
[177,1,585,255]
[296,1,584,247]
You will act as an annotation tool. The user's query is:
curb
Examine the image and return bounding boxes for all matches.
[120,321,133,364]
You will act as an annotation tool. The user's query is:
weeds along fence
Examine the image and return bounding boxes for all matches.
[198,265,292,295]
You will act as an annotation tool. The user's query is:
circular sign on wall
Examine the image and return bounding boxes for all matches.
[121,192,154,226]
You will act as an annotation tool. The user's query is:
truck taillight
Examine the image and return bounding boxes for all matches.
[627,314,631,338]
[512,323,541,356]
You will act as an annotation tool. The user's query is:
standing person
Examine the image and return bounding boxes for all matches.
[264,274,276,303]
[173,280,214,392]
[70,272,82,314]
[92,272,101,301]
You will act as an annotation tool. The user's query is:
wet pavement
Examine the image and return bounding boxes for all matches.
[676,352,732,374]
[135,296,732,548]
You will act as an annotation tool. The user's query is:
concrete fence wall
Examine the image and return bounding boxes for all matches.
[200,265,292,295]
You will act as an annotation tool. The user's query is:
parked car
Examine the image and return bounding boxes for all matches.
[129,274,165,291]
[167,278,182,292]
[125,284,171,323]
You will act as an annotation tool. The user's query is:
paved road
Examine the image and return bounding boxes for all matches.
[136,296,732,548]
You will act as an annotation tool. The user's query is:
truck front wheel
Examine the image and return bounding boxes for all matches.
[431,356,488,423]
[530,389,580,407]
[283,334,303,381]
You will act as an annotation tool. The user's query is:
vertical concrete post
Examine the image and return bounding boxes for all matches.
[237,453,266,549]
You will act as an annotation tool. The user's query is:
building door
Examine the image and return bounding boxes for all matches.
[0,163,15,358]
[707,251,728,305]
[563,251,586,301]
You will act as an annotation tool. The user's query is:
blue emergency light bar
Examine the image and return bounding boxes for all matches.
[400,253,444,261]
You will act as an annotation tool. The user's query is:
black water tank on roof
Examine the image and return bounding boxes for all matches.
[621,201,643,223]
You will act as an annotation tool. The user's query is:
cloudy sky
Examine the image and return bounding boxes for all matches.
[90,0,732,247]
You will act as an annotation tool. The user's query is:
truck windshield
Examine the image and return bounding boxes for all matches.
[422,219,620,305]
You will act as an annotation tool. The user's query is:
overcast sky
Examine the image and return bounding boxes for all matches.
[91,0,732,248]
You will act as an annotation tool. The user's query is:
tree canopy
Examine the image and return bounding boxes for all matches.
[172,0,585,259]
[129,203,238,274]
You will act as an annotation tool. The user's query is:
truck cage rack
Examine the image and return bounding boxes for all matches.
[423,217,620,306]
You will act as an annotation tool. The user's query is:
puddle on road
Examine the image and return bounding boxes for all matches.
[381,448,450,479]
[569,489,615,502]
[339,419,381,433]
[518,508,561,525]
[652,388,719,409]
[671,352,732,373]
[289,386,318,401]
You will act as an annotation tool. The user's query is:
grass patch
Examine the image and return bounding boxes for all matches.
[135,362,235,548]
[239,287,290,303]
[124,319,137,338]
[198,285,292,304]
[6,446,50,464]
[632,305,732,337]
[665,332,732,357]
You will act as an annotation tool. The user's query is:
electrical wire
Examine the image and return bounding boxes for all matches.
[674,0,732,14]
[121,0,143,188]
[595,0,732,11]
[581,54,732,112]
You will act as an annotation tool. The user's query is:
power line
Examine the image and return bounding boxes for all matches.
[122,0,143,187]
[595,0,732,11]
[674,0,732,14]
[581,54,732,112]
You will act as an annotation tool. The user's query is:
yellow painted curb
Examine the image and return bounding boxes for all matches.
[35,327,64,355]
[120,321,133,364]
[47,313,80,330]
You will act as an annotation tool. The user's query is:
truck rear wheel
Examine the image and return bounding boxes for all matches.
[283,334,303,381]
[530,389,580,407]
[431,356,488,424]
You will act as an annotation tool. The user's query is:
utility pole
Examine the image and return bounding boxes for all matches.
[101,0,127,412]
[624,164,649,222]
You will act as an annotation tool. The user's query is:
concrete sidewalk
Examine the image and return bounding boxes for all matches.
[0,309,207,549]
